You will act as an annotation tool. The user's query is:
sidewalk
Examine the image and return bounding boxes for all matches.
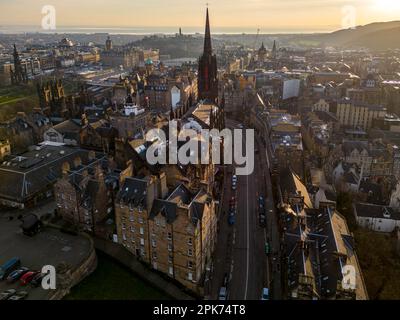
[94,237,195,300]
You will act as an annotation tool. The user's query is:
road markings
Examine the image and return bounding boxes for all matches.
[244,173,250,300]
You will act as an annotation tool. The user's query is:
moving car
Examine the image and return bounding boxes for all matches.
[20,271,40,286]
[0,257,21,281]
[8,291,28,301]
[0,289,16,300]
[261,288,270,300]
[219,287,228,300]
[7,267,29,283]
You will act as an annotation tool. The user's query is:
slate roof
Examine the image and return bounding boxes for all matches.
[358,180,384,204]
[117,177,149,208]
[284,206,368,299]
[0,143,105,204]
[354,203,400,220]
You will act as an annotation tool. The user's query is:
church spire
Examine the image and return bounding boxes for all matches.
[204,8,212,56]
[272,40,277,59]
[198,7,218,102]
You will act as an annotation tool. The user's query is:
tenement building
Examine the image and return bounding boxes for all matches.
[0,142,101,209]
[278,167,368,300]
[115,174,217,295]
[336,98,386,131]
[54,153,122,233]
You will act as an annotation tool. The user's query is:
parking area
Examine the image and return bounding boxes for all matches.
[0,208,93,300]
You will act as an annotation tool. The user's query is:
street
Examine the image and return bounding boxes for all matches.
[210,118,281,300]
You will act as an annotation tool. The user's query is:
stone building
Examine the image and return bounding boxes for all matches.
[101,47,140,69]
[43,119,81,146]
[115,174,217,294]
[0,140,11,160]
[54,153,121,232]
[278,167,368,300]
[0,143,100,209]
[0,111,51,153]
[109,104,149,140]
[336,99,386,131]
[80,119,118,154]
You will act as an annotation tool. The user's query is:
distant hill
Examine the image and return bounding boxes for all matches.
[343,26,400,50]
[310,21,400,49]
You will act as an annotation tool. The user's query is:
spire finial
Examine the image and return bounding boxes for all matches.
[204,5,212,55]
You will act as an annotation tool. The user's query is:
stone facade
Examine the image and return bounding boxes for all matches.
[115,172,217,294]
[0,140,11,160]
[54,154,121,232]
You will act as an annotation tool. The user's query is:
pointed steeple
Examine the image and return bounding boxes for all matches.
[13,44,20,64]
[198,7,218,102]
[272,40,277,59]
[204,8,212,56]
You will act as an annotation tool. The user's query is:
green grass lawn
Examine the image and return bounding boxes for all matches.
[0,96,29,106]
[354,229,400,300]
[65,251,170,300]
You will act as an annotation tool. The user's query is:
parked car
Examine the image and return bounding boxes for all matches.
[0,289,16,300]
[20,271,40,286]
[229,196,236,208]
[219,287,227,300]
[261,288,270,300]
[223,273,229,287]
[232,181,237,191]
[0,257,21,281]
[259,196,265,208]
[260,214,266,227]
[265,242,271,255]
[7,267,29,283]
[228,213,236,225]
[30,273,45,288]
[8,291,28,301]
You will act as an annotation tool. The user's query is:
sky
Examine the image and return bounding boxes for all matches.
[0,0,400,33]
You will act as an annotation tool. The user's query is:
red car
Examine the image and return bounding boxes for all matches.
[20,271,40,286]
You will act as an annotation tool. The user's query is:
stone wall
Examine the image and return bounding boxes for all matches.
[42,224,98,300]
